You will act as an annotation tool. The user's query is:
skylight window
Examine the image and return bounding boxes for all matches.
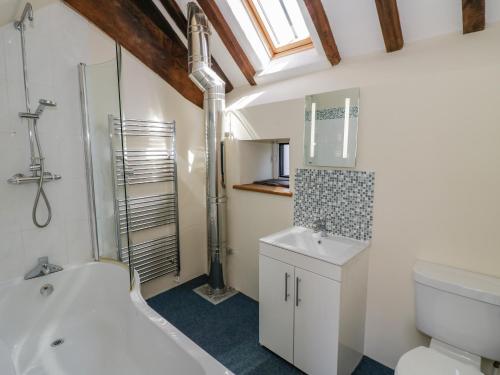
[244,0,313,58]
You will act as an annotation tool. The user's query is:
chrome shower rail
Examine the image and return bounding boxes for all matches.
[9,3,60,228]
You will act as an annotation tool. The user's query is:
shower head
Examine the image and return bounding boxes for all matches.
[14,3,34,30]
[35,99,57,117]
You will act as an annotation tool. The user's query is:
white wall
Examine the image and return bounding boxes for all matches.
[0,2,207,293]
[225,101,302,299]
[225,24,500,369]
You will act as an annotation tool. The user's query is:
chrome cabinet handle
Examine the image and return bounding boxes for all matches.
[295,277,301,307]
[284,272,290,301]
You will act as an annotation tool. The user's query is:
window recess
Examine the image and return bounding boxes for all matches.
[253,141,289,188]
[232,139,292,197]
[279,143,290,178]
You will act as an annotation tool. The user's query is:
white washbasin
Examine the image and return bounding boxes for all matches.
[260,226,369,266]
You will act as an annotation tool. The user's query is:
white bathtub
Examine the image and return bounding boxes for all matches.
[0,261,232,375]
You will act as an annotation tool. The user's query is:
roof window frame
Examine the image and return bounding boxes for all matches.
[243,0,314,59]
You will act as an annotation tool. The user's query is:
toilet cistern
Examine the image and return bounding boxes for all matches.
[395,261,500,375]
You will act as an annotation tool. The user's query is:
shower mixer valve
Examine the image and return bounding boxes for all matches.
[7,97,61,228]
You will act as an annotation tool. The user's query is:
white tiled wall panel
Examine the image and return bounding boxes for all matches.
[0,3,98,283]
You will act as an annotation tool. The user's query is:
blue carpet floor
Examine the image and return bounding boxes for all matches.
[147,275,394,375]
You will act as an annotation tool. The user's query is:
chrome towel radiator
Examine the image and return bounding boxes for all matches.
[117,194,177,234]
[110,116,180,283]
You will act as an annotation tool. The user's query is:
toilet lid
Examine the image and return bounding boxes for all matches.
[396,347,483,375]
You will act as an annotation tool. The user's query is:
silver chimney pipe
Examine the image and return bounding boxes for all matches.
[187,2,227,294]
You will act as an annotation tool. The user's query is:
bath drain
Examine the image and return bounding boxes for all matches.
[50,338,64,347]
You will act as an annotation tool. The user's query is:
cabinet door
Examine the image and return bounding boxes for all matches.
[294,267,341,375]
[259,255,295,363]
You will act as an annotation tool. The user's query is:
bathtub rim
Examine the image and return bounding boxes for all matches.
[0,261,232,375]
[129,265,233,375]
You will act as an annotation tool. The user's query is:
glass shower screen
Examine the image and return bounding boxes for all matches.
[79,56,131,266]
[79,47,180,288]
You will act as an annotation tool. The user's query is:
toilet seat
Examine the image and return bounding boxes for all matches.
[395,347,483,375]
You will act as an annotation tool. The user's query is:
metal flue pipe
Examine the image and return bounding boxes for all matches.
[187,2,227,294]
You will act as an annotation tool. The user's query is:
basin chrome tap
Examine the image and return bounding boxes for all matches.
[24,256,63,280]
[312,218,328,237]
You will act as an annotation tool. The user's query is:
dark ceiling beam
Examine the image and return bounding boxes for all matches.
[462,0,485,34]
[303,0,341,66]
[374,0,404,52]
[197,0,257,86]
[158,0,233,92]
[64,0,204,107]
[160,0,187,32]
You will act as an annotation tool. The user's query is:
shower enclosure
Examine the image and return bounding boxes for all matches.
[7,2,61,228]
[79,46,180,286]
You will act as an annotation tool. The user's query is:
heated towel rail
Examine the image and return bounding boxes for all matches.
[110,116,180,283]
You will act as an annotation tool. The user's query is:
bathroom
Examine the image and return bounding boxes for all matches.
[0,0,499,374]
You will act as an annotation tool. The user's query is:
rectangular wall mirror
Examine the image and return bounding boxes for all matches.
[304,87,360,167]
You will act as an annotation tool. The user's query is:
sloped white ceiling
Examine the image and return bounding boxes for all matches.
[323,0,384,58]
[3,0,498,90]
[176,0,500,89]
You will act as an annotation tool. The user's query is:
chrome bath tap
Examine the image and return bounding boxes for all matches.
[312,218,328,237]
[24,257,63,280]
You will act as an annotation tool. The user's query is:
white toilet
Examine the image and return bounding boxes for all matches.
[396,260,500,375]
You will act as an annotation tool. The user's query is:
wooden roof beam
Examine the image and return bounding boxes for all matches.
[64,0,204,107]
[303,0,341,66]
[374,0,404,53]
[462,0,485,34]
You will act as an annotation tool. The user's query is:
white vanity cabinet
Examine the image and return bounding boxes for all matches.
[259,227,369,375]
[259,255,295,362]
[293,266,341,375]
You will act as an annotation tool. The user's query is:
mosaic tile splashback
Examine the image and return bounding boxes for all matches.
[294,169,375,241]
[305,106,359,121]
